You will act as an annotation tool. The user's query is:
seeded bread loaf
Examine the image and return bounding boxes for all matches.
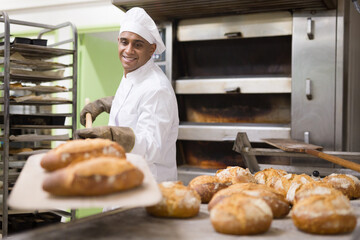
[40,138,126,171]
[42,156,143,196]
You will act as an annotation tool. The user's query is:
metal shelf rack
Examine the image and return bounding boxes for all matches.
[0,11,77,236]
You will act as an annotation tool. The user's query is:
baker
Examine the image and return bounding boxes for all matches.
[75,7,179,182]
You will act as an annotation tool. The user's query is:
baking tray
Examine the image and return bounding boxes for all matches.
[0,72,73,82]
[0,113,67,126]
[0,43,74,59]
[8,153,162,210]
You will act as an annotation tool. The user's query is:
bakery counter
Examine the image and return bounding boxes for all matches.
[8,201,360,240]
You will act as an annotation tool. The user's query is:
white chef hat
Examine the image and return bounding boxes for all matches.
[119,7,166,54]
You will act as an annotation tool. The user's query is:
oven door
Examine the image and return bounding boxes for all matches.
[174,12,293,175]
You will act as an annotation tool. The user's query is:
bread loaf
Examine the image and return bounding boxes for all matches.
[41,139,126,171]
[285,174,314,204]
[323,173,360,199]
[254,168,287,188]
[208,183,290,218]
[42,156,143,196]
[215,166,256,185]
[293,181,342,205]
[292,194,357,234]
[146,181,201,218]
[273,173,297,196]
[188,175,228,203]
[210,193,273,235]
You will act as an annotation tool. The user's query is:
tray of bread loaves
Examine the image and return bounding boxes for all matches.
[8,139,162,210]
[148,166,360,237]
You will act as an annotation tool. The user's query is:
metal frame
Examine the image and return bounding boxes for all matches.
[0,11,77,236]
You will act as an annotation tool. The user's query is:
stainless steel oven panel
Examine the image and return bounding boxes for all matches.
[292,10,337,150]
[178,123,290,142]
[175,77,291,94]
[177,11,292,42]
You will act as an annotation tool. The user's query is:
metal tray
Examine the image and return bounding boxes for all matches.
[0,43,74,59]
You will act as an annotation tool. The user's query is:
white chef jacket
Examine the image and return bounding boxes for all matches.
[109,58,179,182]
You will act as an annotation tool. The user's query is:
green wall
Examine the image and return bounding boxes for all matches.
[77,31,123,129]
[75,30,123,218]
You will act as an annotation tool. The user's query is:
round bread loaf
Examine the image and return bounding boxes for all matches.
[188,175,228,203]
[210,193,273,235]
[292,194,357,234]
[293,181,342,205]
[273,173,297,196]
[146,181,201,218]
[208,183,290,218]
[285,174,314,204]
[42,156,143,196]
[215,166,256,185]
[323,173,360,199]
[254,168,287,188]
[41,138,126,171]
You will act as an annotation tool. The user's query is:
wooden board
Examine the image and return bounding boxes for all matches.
[8,153,162,210]
[263,138,323,152]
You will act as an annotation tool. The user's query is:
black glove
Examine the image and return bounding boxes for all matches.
[74,126,135,153]
[79,96,114,126]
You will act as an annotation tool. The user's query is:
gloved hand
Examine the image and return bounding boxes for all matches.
[74,126,135,152]
[80,96,114,126]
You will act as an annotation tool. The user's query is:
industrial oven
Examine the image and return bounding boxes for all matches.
[112,0,360,180]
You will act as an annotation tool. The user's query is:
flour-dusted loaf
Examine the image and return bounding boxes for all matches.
[210,193,273,235]
[41,138,126,171]
[285,174,314,204]
[146,181,201,218]
[273,173,297,196]
[208,183,290,218]
[293,181,342,205]
[323,173,360,199]
[254,168,287,188]
[215,166,256,185]
[188,175,228,203]
[292,194,357,234]
[42,156,143,196]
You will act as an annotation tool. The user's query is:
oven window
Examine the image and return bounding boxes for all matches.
[175,35,291,78]
[177,93,290,124]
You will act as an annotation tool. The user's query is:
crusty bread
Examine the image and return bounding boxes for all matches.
[323,173,360,199]
[42,156,143,196]
[146,181,201,218]
[292,194,357,234]
[41,139,126,171]
[254,168,287,188]
[273,173,297,196]
[215,166,256,185]
[285,174,314,204]
[188,175,228,203]
[208,183,290,218]
[210,193,273,235]
[293,181,342,205]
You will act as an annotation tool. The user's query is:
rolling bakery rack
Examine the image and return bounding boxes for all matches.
[0,11,77,236]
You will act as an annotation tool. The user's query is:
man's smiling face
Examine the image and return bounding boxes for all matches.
[118,31,156,76]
